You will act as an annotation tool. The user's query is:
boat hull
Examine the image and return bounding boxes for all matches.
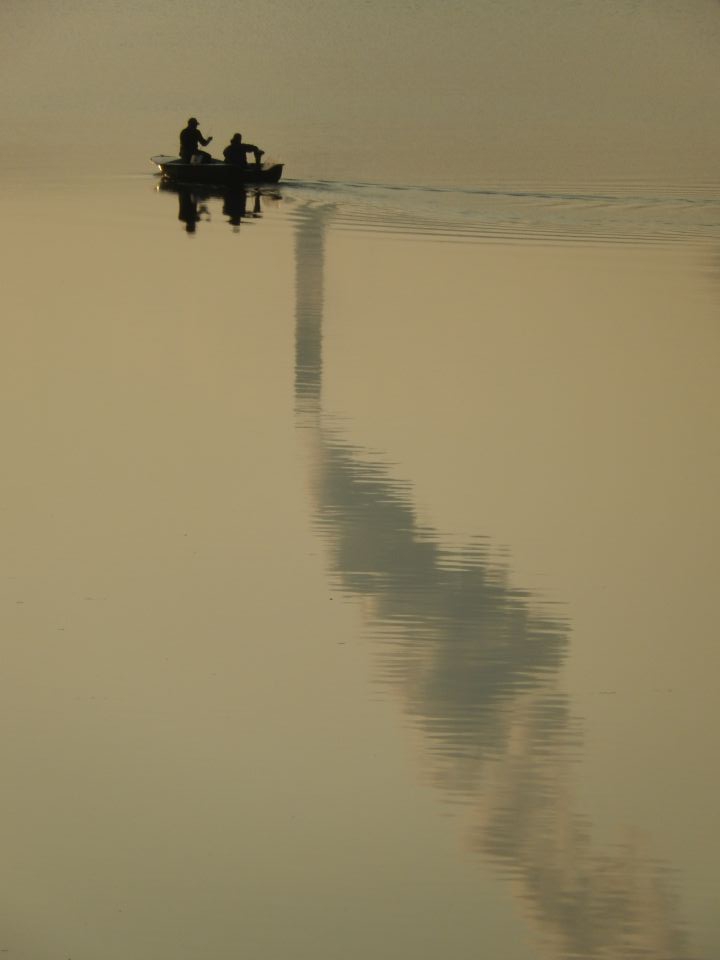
[151,156,284,185]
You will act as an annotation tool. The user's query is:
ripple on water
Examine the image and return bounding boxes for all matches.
[283,176,720,246]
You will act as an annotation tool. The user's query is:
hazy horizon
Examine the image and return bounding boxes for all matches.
[4,0,720,183]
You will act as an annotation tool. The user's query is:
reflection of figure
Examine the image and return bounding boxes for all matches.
[179,117,213,163]
[222,189,263,231]
[160,181,274,234]
[222,189,248,230]
[293,204,693,960]
[223,132,264,167]
[177,189,209,234]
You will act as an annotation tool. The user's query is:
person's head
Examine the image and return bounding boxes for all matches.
[187,117,199,127]
[231,132,243,143]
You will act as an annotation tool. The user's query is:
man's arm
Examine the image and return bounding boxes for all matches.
[244,142,264,163]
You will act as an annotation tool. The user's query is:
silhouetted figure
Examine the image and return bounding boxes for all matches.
[179,117,213,163]
[223,133,264,167]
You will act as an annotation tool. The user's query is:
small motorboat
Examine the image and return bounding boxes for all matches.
[151,155,284,185]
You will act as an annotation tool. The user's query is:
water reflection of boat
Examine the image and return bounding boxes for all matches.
[158,181,281,233]
[151,154,283,185]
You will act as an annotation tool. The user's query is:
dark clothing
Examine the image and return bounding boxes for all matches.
[223,141,262,166]
[179,125,212,162]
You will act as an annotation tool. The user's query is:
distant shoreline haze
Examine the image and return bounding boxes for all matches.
[2,0,720,184]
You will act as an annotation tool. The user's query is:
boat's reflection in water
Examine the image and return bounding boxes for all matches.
[292,203,693,960]
[157,180,282,234]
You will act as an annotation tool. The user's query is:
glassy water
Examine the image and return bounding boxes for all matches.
[1,166,717,960]
[2,0,720,956]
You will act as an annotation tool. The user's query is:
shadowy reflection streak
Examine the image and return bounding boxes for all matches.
[292,203,693,960]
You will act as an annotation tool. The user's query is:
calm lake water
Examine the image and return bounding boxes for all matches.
[2,1,720,958]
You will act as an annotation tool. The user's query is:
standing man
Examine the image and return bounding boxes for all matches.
[179,117,213,163]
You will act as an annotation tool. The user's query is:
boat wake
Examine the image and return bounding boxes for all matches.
[282,177,720,247]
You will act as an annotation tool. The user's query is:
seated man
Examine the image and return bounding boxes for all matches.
[223,133,264,166]
[179,117,213,163]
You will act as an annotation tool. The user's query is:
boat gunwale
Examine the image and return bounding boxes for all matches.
[152,155,284,185]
